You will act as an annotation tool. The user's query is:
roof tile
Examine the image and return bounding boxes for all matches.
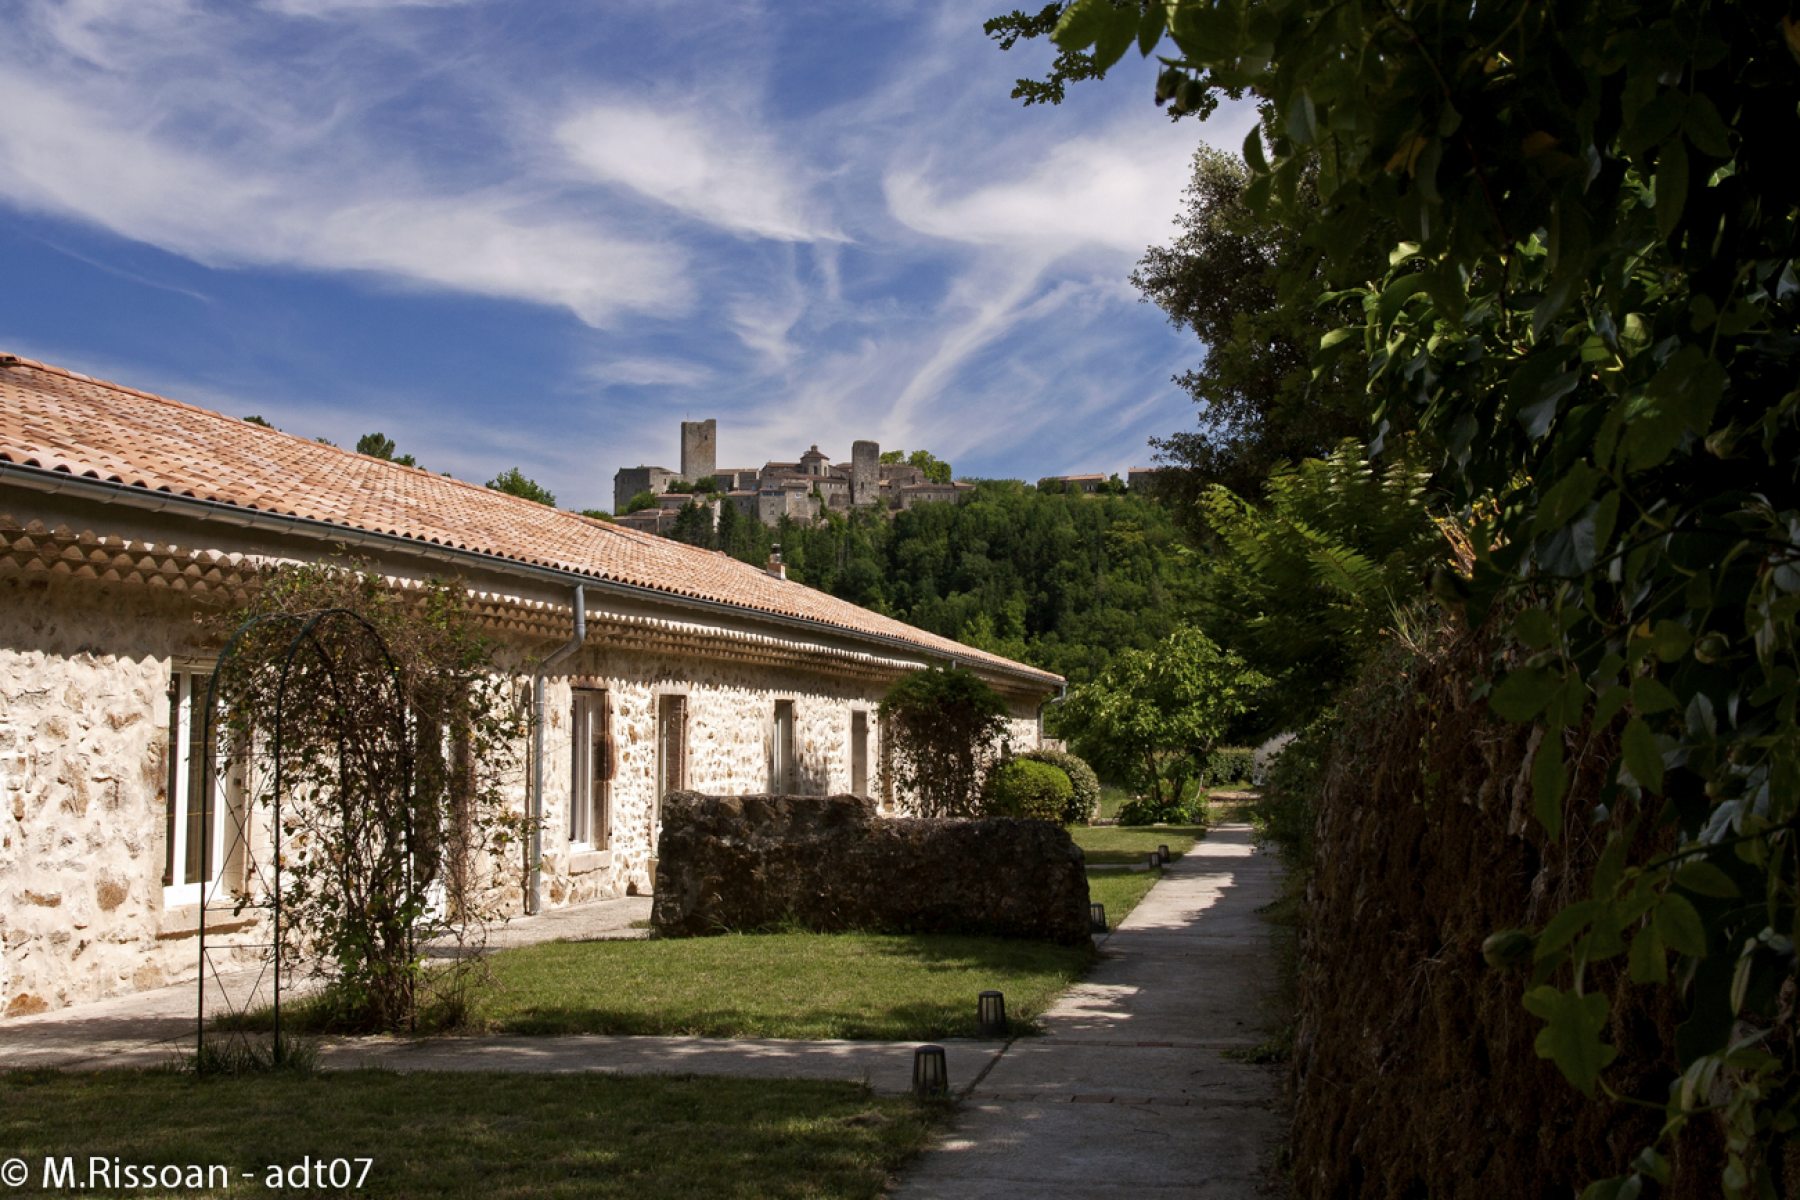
[0,354,1058,685]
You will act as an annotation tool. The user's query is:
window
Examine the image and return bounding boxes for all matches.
[771,699,796,793]
[571,689,612,848]
[164,666,239,907]
[656,695,688,819]
[850,710,869,798]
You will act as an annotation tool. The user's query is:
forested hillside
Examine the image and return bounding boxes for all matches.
[666,482,1202,686]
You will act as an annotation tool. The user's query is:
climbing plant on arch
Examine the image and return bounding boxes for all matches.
[199,566,527,1049]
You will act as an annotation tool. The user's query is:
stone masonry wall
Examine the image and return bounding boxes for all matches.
[534,646,910,907]
[652,792,1091,944]
[0,571,1051,1016]
[0,576,263,1017]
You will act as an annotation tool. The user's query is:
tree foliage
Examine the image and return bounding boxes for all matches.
[670,481,1203,686]
[1060,626,1267,810]
[1135,147,1377,507]
[1049,0,1799,1190]
[878,448,954,484]
[1197,440,1443,729]
[878,666,1012,818]
[486,467,555,507]
[356,431,418,468]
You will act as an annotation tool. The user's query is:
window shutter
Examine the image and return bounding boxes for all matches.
[673,697,688,792]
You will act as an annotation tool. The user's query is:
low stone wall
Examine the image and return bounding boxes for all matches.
[651,792,1091,944]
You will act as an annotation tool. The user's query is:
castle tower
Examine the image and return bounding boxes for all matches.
[680,419,716,484]
[851,440,879,507]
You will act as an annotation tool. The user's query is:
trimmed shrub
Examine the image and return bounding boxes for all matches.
[1199,746,1256,788]
[1116,792,1206,826]
[983,759,1073,823]
[1019,747,1102,824]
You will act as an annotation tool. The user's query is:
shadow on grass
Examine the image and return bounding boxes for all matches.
[1074,824,1207,865]
[0,1069,941,1200]
[217,933,1094,1042]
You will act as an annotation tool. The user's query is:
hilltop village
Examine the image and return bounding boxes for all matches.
[613,418,1160,533]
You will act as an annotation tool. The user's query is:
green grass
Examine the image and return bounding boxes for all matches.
[0,1069,937,1199]
[1096,784,1134,821]
[460,932,1091,1039]
[1071,823,1207,865]
[1085,870,1160,931]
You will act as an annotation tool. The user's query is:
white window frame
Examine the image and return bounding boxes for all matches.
[656,693,688,817]
[770,699,796,793]
[163,664,235,909]
[570,688,611,850]
[850,709,870,799]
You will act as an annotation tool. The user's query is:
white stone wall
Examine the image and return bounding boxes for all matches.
[0,573,1052,1017]
[0,577,263,1016]
[535,648,900,905]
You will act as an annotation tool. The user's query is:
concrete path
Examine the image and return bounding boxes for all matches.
[894,823,1285,1199]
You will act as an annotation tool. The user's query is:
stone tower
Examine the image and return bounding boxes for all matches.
[851,440,879,508]
[680,419,716,484]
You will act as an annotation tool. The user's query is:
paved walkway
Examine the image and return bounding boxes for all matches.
[894,823,1285,1198]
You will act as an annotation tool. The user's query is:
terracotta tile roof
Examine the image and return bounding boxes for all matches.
[0,353,1060,687]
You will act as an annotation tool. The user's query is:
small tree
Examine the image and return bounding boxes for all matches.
[878,666,1011,817]
[214,564,526,1032]
[357,431,418,468]
[1060,626,1266,810]
[486,467,555,506]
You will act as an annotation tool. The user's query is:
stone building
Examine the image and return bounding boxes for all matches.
[0,353,1061,1017]
[614,421,972,530]
[1038,473,1109,494]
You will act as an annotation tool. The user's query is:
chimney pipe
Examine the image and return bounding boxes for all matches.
[767,544,786,580]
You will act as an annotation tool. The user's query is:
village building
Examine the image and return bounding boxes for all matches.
[1037,473,1110,494]
[0,353,1062,1018]
[1126,465,1165,492]
[614,422,972,529]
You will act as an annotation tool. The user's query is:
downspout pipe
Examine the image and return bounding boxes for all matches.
[528,585,586,914]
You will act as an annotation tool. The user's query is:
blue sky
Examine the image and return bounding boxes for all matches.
[0,0,1255,512]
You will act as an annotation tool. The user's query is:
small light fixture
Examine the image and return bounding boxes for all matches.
[977,990,1008,1037]
[1158,843,1171,862]
[1148,851,1161,869]
[913,1044,949,1097]
[1089,902,1107,932]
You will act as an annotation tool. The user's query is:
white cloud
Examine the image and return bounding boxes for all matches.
[0,72,692,326]
[586,357,715,388]
[886,124,1202,255]
[262,0,483,16]
[3,0,1224,499]
[557,101,838,243]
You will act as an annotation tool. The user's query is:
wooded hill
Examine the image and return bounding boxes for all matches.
[665,481,1202,687]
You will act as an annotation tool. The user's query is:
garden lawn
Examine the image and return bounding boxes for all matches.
[0,1069,937,1200]
[1085,870,1160,932]
[1072,824,1206,866]
[471,932,1092,1039]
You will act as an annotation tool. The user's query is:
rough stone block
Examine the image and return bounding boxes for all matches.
[652,792,1091,944]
